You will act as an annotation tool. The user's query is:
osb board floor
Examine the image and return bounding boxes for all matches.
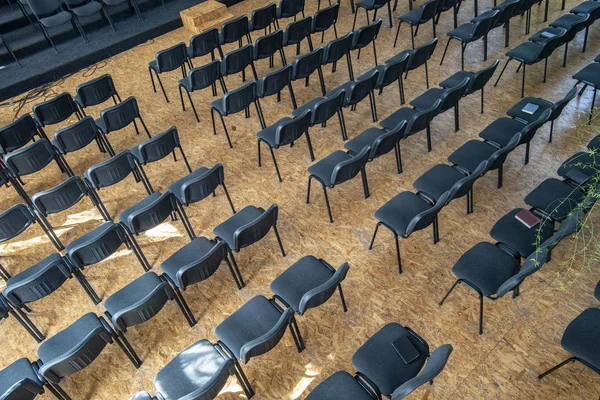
[0,0,599,398]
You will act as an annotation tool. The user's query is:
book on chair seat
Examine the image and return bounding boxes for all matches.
[392,336,420,364]
[522,103,539,115]
[540,31,556,39]
[515,209,540,229]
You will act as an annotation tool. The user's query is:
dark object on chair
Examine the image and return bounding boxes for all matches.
[148,42,189,103]
[74,74,121,113]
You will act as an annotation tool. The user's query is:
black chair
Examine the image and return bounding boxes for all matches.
[494,31,566,98]
[210,81,266,148]
[213,203,285,276]
[257,109,313,182]
[167,163,237,217]
[28,0,87,52]
[130,126,192,176]
[0,203,63,253]
[321,32,355,81]
[435,0,464,28]
[533,14,590,68]
[440,9,498,70]
[0,293,45,342]
[350,18,382,68]
[148,42,189,103]
[53,116,110,160]
[568,1,600,51]
[283,16,314,55]
[74,74,122,113]
[370,190,449,273]
[490,208,554,259]
[440,58,499,113]
[220,15,252,47]
[330,68,380,122]
[179,60,228,123]
[354,0,393,30]
[390,38,438,90]
[36,312,141,398]
[129,339,254,400]
[258,64,298,112]
[572,61,600,123]
[506,86,577,142]
[311,3,339,43]
[524,178,585,221]
[410,77,470,131]
[486,0,521,47]
[32,92,82,129]
[95,96,152,153]
[221,44,259,82]
[249,2,278,34]
[118,191,195,241]
[277,0,305,19]
[215,295,303,398]
[102,0,142,21]
[253,29,287,68]
[63,0,115,35]
[513,0,537,35]
[345,120,406,173]
[187,28,224,67]
[374,53,409,105]
[0,358,61,399]
[292,90,348,142]
[0,114,47,155]
[394,0,440,49]
[0,34,21,67]
[290,48,327,95]
[307,146,371,223]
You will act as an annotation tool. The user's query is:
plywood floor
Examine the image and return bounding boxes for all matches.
[1,0,599,398]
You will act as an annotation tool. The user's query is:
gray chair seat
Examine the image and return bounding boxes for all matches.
[410,88,445,110]
[215,295,282,360]
[380,107,418,130]
[489,208,554,258]
[413,164,466,202]
[308,150,352,187]
[167,167,209,203]
[118,192,163,231]
[178,76,195,92]
[524,178,584,220]
[94,117,107,134]
[351,323,428,396]
[557,152,600,182]
[452,242,519,297]
[529,27,567,43]
[213,205,264,250]
[448,139,496,172]
[306,371,374,400]
[104,272,163,320]
[37,312,105,364]
[447,23,476,41]
[375,191,432,236]
[551,12,588,28]
[40,11,72,28]
[160,236,218,285]
[506,97,552,123]
[0,358,43,397]
[71,1,103,16]
[479,117,526,147]
[561,308,600,370]
[148,60,159,73]
[6,253,64,288]
[129,392,153,400]
[257,117,294,147]
[292,97,324,118]
[210,98,227,115]
[506,41,541,63]
[65,221,116,255]
[270,255,335,314]
[573,62,600,87]
[154,339,233,400]
[439,70,474,89]
[345,127,386,156]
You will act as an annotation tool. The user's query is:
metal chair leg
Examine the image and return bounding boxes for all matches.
[439,279,460,305]
[273,225,286,256]
[538,358,576,379]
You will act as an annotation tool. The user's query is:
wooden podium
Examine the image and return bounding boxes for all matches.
[180,1,234,34]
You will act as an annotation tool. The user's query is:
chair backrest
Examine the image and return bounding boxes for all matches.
[345,69,379,106]
[471,9,499,40]
[311,90,345,124]
[486,132,521,171]
[239,300,294,363]
[222,80,257,115]
[437,0,460,12]
[549,86,577,122]
[85,150,138,189]
[75,74,118,108]
[351,18,382,50]
[123,192,178,234]
[536,30,566,61]
[371,120,407,159]
[405,99,441,136]
[278,0,305,18]
[275,110,311,146]
[378,53,410,88]
[406,38,438,71]
[155,42,188,73]
[466,59,499,94]
[419,0,441,21]
[3,138,56,177]
[3,254,72,306]
[32,176,88,216]
[438,77,470,113]
[406,191,450,235]
[66,222,128,268]
[233,204,279,250]
[134,126,180,165]
[220,15,249,45]
[53,116,99,154]
[0,204,36,243]
[188,60,221,91]
[390,344,453,400]
[283,16,312,46]
[99,96,140,133]
[291,48,324,79]
[446,161,487,202]
[0,114,39,154]
[250,2,277,31]
[311,3,339,33]
[177,163,227,206]
[32,93,79,127]
[519,109,552,145]
[254,29,284,61]
[516,0,537,14]
[189,28,221,59]
[540,208,584,249]
[222,44,254,76]
[493,0,520,25]
[331,146,370,186]
[322,32,352,64]
[496,246,549,298]
[298,261,349,314]
[27,0,62,17]
[258,65,293,98]
[173,240,228,289]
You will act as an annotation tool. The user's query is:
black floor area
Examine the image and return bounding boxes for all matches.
[0,0,206,101]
